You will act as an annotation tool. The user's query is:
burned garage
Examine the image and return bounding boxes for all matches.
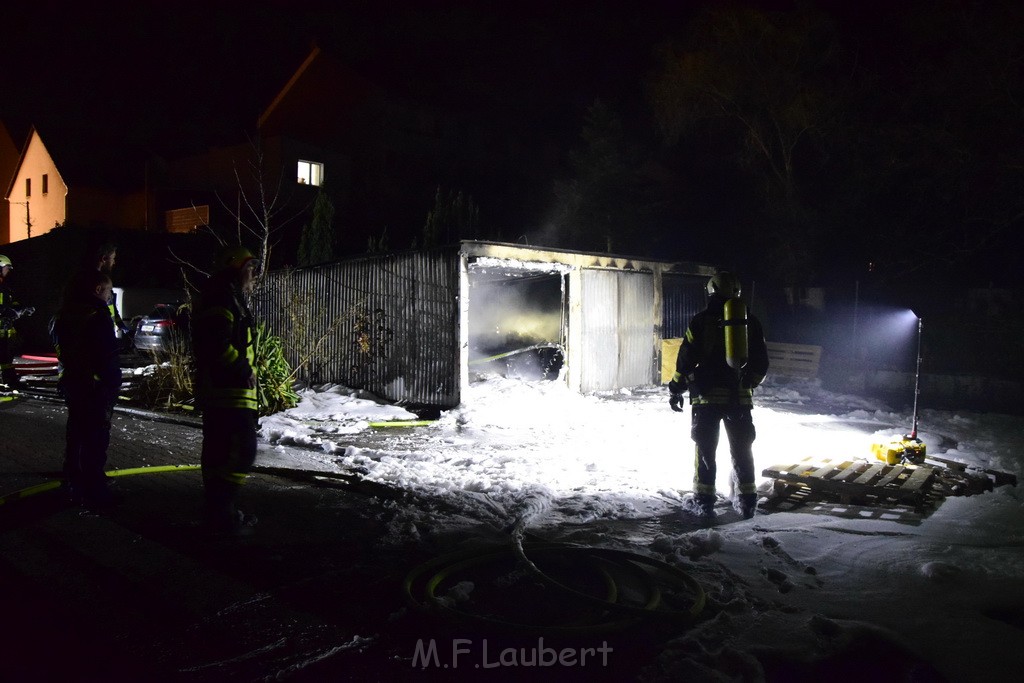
[256,241,715,409]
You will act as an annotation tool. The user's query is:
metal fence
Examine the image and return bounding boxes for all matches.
[253,246,461,407]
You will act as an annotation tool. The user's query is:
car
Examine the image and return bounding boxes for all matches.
[133,303,191,355]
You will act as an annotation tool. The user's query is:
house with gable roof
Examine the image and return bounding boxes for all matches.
[153,43,495,264]
[3,44,502,258]
[3,124,148,244]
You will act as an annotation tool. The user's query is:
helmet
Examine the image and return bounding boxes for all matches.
[214,245,256,272]
[707,271,741,299]
[0,254,12,269]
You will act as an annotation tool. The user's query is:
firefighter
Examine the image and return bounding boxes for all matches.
[0,255,35,389]
[93,242,131,342]
[191,245,259,534]
[59,243,131,345]
[669,271,769,519]
[53,270,122,509]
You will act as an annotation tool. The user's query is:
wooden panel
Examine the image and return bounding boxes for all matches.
[811,461,852,479]
[164,205,209,233]
[766,342,822,379]
[901,466,935,493]
[852,463,886,485]
[834,462,872,482]
[875,466,909,489]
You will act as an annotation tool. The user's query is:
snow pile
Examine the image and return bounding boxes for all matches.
[256,375,1024,679]
[260,383,418,450]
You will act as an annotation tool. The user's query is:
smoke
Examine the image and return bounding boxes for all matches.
[468,272,563,356]
[509,220,565,250]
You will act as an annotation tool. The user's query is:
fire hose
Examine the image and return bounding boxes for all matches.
[1,465,707,633]
[402,512,706,634]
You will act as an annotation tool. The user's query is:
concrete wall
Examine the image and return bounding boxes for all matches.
[824,359,1023,415]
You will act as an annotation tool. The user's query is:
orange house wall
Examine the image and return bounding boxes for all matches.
[6,133,66,242]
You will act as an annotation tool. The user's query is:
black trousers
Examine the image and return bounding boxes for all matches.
[691,404,757,498]
[201,407,258,517]
[61,383,115,498]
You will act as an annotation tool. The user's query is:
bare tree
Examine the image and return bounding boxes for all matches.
[648,4,843,286]
[219,134,308,284]
[168,135,309,288]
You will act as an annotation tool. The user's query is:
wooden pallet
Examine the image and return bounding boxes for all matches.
[762,458,936,508]
[765,342,822,380]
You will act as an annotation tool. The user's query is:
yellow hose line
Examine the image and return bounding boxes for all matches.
[106,464,201,477]
[0,465,202,507]
[3,461,707,635]
[0,463,361,508]
[368,420,435,428]
[0,480,63,505]
[0,463,360,508]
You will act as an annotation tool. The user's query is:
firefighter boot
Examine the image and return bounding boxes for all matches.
[681,493,716,518]
[737,493,758,519]
[1,367,22,390]
[684,493,716,517]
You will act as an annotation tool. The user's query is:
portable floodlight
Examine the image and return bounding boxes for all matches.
[872,313,927,465]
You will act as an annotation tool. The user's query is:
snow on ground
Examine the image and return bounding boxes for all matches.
[258,375,1024,680]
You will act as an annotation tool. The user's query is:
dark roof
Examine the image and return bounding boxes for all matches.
[257,45,379,143]
[22,123,151,194]
[0,119,19,181]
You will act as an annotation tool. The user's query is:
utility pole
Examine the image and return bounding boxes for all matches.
[12,201,31,239]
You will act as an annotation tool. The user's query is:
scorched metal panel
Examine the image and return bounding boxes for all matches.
[253,248,460,407]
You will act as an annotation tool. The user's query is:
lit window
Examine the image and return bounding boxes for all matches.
[25,178,31,197]
[297,160,324,186]
[42,174,48,195]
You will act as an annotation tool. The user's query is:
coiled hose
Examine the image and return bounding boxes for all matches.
[1,464,707,634]
[403,513,706,634]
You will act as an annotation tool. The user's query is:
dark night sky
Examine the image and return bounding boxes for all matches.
[0,1,909,136]
[0,1,707,153]
[5,1,895,144]
[3,1,1020,289]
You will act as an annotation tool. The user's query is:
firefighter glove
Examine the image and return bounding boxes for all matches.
[740,370,762,390]
[668,374,686,412]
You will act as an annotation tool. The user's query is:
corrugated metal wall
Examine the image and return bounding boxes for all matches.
[254,247,461,407]
[618,270,655,386]
[662,273,708,338]
[578,270,618,391]
[578,269,655,392]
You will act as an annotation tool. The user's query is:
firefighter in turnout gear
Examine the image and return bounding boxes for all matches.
[192,245,260,534]
[1,255,35,389]
[94,242,132,343]
[53,270,122,509]
[53,243,132,381]
[669,271,769,519]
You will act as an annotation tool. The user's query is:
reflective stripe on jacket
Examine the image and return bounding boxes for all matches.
[53,294,122,398]
[191,275,257,411]
[1,289,21,337]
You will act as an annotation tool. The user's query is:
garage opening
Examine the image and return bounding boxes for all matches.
[467,264,566,381]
